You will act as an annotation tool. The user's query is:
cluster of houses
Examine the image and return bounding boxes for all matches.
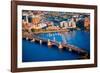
[22,10,90,32]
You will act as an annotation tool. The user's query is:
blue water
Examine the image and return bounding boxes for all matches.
[38,30,90,53]
[22,30,90,62]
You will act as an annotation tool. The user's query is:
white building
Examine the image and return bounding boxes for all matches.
[68,18,76,28]
[60,21,69,28]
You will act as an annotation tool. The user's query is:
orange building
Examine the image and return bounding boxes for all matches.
[84,17,90,30]
[32,17,41,25]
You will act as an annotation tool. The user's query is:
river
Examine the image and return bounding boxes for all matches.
[22,30,90,62]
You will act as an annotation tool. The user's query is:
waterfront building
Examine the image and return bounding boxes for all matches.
[68,18,76,28]
[84,17,90,30]
[22,19,32,31]
[60,21,69,28]
[32,16,41,25]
